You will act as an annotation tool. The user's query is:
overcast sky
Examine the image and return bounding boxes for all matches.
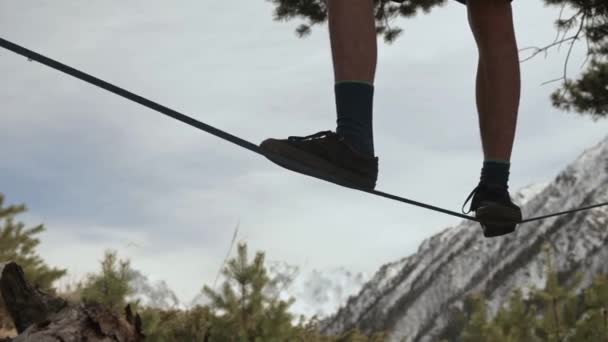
[1,0,608,303]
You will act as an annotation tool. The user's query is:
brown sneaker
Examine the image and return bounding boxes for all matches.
[260,131,378,190]
[462,183,522,238]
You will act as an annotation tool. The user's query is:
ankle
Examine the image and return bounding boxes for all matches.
[335,81,375,157]
[338,132,375,157]
[480,160,510,189]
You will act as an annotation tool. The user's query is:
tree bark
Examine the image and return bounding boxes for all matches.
[0,262,144,341]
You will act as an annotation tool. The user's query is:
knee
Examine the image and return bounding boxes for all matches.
[467,0,517,52]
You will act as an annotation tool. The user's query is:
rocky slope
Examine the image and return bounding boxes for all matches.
[322,136,608,341]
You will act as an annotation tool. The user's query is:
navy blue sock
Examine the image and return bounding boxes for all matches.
[335,81,375,157]
[480,160,510,188]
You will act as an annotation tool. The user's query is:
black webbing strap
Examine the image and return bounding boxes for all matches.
[1,37,606,225]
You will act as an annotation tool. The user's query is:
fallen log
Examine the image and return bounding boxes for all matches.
[0,262,144,341]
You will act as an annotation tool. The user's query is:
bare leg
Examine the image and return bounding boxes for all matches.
[467,0,520,161]
[258,0,380,189]
[328,0,377,83]
[328,0,378,157]
[463,0,522,238]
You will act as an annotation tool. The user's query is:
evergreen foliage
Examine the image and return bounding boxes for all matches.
[201,243,297,340]
[544,0,608,117]
[72,243,386,341]
[198,243,387,341]
[453,246,608,342]
[0,194,66,289]
[78,250,136,313]
[266,0,446,43]
[0,193,66,331]
[4,191,608,340]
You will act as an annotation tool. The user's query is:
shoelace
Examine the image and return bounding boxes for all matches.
[462,183,512,214]
[288,130,335,142]
[287,131,374,160]
[461,185,480,214]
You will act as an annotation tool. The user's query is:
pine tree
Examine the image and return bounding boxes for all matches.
[202,243,297,341]
[78,250,136,313]
[460,289,541,341]
[266,0,446,43]
[570,274,608,341]
[201,243,387,341]
[0,194,66,288]
[438,306,468,342]
[460,294,493,342]
[544,0,608,117]
[493,289,542,342]
[0,193,66,330]
[458,244,595,341]
[530,245,581,341]
[552,58,608,117]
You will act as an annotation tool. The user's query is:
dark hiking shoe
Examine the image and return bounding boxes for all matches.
[462,183,522,238]
[260,131,378,190]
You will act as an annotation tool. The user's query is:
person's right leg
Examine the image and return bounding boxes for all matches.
[329,0,377,84]
[330,0,378,157]
[260,0,379,190]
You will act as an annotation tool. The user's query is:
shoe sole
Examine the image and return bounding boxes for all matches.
[260,139,376,190]
[476,203,522,238]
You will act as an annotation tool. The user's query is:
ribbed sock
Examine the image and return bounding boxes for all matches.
[480,160,511,188]
[335,81,375,157]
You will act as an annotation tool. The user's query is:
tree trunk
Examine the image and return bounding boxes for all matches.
[0,262,144,341]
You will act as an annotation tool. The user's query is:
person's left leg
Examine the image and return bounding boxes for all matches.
[469,0,520,161]
[463,0,522,237]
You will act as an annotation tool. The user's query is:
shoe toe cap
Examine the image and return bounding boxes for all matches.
[260,138,281,152]
[481,222,517,238]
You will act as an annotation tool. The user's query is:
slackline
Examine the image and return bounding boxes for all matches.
[1,36,607,225]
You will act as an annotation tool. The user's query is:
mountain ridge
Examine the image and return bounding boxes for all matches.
[321,135,608,341]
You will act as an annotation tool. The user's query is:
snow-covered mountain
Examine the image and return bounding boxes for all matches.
[266,261,369,319]
[321,136,608,341]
